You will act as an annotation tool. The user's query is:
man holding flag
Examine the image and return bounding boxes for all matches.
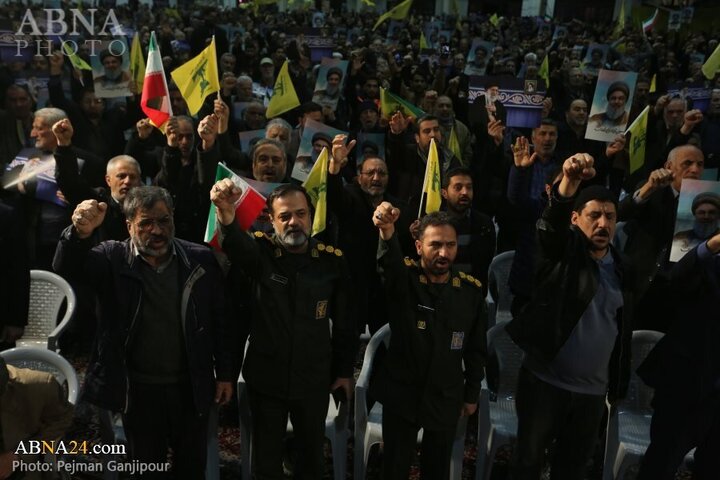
[387,113,460,217]
[210,179,357,480]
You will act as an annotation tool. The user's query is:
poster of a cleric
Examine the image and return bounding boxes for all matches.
[668,82,711,113]
[292,118,347,183]
[90,38,132,98]
[585,69,637,142]
[312,59,349,112]
[467,75,546,129]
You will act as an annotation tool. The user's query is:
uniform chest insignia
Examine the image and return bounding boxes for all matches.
[270,273,288,285]
[312,249,319,258]
[253,231,264,238]
[450,331,464,350]
[419,274,428,284]
[316,300,328,319]
[417,319,427,330]
[452,277,461,288]
[274,248,282,258]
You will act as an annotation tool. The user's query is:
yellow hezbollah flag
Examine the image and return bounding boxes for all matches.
[129,33,146,92]
[170,37,220,116]
[649,73,656,93]
[626,106,649,174]
[373,0,413,31]
[419,32,429,50]
[702,42,720,80]
[612,0,625,39]
[303,147,329,236]
[266,60,300,119]
[62,42,91,71]
[421,138,442,216]
[489,13,499,27]
[539,54,550,88]
[448,126,462,164]
[380,87,424,120]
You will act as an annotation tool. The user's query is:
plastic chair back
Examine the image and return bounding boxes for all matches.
[0,347,79,404]
[18,270,76,351]
[486,251,515,328]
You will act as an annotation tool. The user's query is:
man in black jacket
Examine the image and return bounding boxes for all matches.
[636,231,720,479]
[371,208,486,480]
[53,186,233,479]
[210,181,356,480]
[507,154,633,480]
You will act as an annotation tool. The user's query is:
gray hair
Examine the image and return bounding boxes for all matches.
[122,186,173,221]
[265,118,291,134]
[667,144,703,165]
[237,75,253,85]
[34,107,67,126]
[106,155,141,176]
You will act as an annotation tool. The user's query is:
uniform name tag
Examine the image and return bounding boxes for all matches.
[451,332,464,350]
[417,320,427,330]
[270,273,288,285]
[316,300,328,319]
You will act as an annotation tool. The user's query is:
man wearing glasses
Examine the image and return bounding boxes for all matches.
[53,186,233,480]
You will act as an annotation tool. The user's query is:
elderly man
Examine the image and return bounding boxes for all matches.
[619,144,704,331]
[435,96,473,168]
[508,154,633,480]
[53,186,233,480]
[210,181,356,479]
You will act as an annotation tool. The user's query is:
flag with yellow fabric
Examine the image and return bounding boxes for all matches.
[420,138,442,217]
[129,33,146,92]
[62,42,91,72]
[649,74,657,93]
[380,87,424,120]
[266,60,300,119]
[448,126,462,163]
[702,42,720,80]
[170,37,220,116]
[489,13,499,28]
[373,0,413,31]
[625,106,649,174]
[612,0,625,39]
[539,54,550,88]
[419,32,429,49]
[303,147,329,236]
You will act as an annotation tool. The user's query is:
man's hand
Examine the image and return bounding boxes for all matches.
[389,111,410,135]
[0,451,18,479]
[136,118,153,140]
[210,178,243,226]
[606,135,626,157]
[52,119,73,147]
[654,94,670,116]
[214,381,233,405]
[214,98,229,134]
[637,168,674,201]
[373,201,401,240]
[558,153,595,198]
[165,117,180,147]
[72,200,108,239]
[322,105,336,123]
[680,109,703,135]
[512,136,538,168]
[330,377,354,402]
[487,119,505,147]
[707,231,720,254]
[49,50,64,76]
[461,402,477,417]
[198,114,219,150]
[330,134,356,174]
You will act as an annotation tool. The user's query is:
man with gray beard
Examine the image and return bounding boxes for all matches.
[211,181,357,479]
[589,81,630,128]
[53,186,233,479]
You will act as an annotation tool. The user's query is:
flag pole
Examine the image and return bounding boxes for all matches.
[213,35,221,100]
[417,138,435,219]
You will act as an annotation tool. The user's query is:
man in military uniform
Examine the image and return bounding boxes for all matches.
[210,181,356,480]
[371,207,487,480]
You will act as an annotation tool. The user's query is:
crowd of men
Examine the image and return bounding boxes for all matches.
[0,2,719,479]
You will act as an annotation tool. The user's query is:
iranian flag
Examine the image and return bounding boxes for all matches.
[204,163,267,249]
[141,31,173,130]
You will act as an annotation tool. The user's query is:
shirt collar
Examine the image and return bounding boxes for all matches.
[131,240,177,272]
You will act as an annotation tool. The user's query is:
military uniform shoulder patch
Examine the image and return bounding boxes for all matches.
[315,243,342,257]
[459,272,482,289]
[403,257,418,268]
[253,230,272,243]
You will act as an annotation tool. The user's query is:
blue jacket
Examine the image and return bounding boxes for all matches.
[53,227,233,414]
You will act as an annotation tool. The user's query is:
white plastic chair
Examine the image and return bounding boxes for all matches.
[485,251,515,329]
[0,347,79,404]
[17,270,76,351]
[602,330,664,480]
[237,343,350,480]
[354,324,471,479]
[475,320,524,480]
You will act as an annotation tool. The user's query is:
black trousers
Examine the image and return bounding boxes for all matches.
[512,367,606,480]
[637,388,720,480]
[247,387,329,480]
[123,381,208,480]
[381,407,456,480]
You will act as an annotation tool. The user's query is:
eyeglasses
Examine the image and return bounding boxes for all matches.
[136,216,173,231]
[360,169,388,178]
